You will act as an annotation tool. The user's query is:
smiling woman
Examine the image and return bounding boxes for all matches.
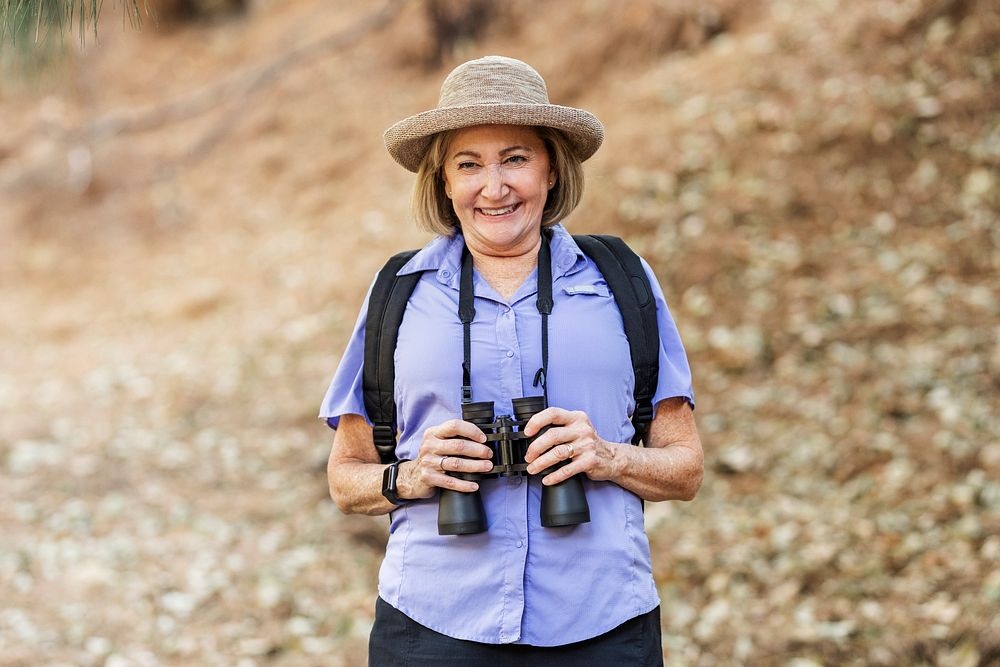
[319,55,702,666]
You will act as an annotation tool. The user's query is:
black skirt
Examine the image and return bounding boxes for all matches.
[368,596,664,667]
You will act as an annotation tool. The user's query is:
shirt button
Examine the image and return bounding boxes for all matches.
[440,270,450,278]
[507,475,522,487]
[516,540,524,548]
[506,350,514,358]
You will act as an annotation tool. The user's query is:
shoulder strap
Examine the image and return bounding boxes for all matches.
[573,235,659,445]
[363,249,421,464]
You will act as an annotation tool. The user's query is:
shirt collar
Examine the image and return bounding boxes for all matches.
[396,223,587,287]
[548,223,587,279]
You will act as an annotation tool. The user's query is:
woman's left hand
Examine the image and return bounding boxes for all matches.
[522,408,622,485]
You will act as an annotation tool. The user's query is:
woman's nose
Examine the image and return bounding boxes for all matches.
[481,164,508,199]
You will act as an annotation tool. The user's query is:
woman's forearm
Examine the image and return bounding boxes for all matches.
[607,439,703,502]
[608,397,703,502]
[328,459,399,516]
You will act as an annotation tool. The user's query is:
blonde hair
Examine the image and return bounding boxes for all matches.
[410,126,586,236]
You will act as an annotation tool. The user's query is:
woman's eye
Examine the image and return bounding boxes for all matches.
[505,155,528,165]
[457,162,478,170]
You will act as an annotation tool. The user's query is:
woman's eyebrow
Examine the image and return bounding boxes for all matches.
[499,145,534,155]
[450,145,535,160]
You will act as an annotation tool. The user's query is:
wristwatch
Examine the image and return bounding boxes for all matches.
[381,459,410,506]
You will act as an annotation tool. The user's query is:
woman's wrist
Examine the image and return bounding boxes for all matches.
[395,460,428,501]
[602,439,630,482]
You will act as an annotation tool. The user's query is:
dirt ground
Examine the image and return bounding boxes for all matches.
[1,0,998,665]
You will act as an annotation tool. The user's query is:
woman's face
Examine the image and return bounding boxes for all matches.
[442,125,555,257]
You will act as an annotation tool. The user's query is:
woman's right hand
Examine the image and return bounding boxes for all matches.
[399,420,494,499]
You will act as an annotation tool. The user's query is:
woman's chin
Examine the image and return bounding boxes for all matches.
[470,223,542,254]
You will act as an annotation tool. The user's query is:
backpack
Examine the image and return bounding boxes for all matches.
[363,235,659,464]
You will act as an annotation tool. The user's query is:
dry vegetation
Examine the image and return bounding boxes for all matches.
[1,0,998,665]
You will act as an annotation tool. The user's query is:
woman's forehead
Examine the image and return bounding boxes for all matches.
[447,125,544,155]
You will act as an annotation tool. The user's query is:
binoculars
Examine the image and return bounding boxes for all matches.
[438,396,591,535]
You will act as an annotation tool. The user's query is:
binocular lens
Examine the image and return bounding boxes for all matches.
[511,396,545,420]
[462,401,495,425]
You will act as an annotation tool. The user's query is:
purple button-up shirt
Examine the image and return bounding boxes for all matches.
[320,224,693,646]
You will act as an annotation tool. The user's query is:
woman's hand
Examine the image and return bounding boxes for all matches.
[399,419,494,499]
[522,408,623,485]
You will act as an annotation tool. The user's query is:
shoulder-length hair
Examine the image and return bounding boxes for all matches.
[410,126,586,236]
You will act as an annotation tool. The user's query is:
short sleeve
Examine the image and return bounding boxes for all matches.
[318,281,375,430]
[641,257,695,409]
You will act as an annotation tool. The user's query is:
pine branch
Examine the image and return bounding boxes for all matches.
[0,0,146,48]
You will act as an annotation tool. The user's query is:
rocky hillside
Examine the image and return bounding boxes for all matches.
[1,0,997,665]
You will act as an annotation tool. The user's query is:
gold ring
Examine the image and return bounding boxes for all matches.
[439,455,450,472]
[566,444,575,459]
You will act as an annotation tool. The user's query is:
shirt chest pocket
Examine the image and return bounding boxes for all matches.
[554,282,626,358]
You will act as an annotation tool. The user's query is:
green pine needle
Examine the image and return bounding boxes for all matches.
[1,0,145,48]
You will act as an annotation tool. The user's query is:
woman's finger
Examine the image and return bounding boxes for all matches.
[540,456,590,486]
[425,471,479,493]
[432,438,494,459]
[523,425,576,462]
[425,419,488,443]
[439,454,493,474]
[526,441,581,475]
[522,407,577,437]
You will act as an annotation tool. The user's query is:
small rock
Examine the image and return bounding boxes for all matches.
[301,636,337,655]
[920,593,960,625]
[160,592,198,619]
[85,636,111,656]
[715,445,755,474]
[914,96,942,118]
[963,168,996,198]
[787,659,824,667]
[286,616,315,637]
[238,638,273,656]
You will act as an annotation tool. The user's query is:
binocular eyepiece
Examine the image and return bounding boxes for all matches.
[437,397,591,535]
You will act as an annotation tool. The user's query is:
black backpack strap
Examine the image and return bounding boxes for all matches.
[573,235,660,445]
[363,249,421,464]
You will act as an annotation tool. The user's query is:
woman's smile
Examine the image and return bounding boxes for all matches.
[477,202,521,217]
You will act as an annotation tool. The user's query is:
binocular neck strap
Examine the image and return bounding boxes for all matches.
[459,246,476,404]
[534,232,553,406]
[459,232,553,406]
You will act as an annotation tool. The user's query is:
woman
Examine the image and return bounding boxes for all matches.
[321,55,703,665]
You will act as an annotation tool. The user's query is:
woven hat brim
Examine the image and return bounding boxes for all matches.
[383,103,604,172]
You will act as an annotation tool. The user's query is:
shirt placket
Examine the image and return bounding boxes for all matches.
[494,299,529,641]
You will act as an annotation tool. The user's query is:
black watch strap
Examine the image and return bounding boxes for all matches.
[381,459,410,506]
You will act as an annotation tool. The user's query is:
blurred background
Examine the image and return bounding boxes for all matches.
[1,0,998,665]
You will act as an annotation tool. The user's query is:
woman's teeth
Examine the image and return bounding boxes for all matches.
[480,204,517,216]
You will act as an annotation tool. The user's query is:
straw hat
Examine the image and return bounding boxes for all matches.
[383,55,604,172]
